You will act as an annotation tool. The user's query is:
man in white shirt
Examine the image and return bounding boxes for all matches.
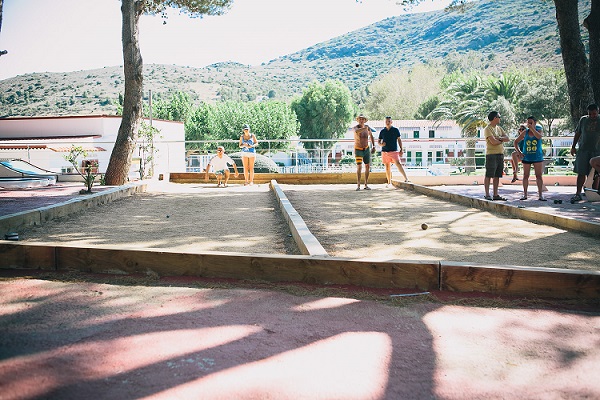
[204,146,239,187]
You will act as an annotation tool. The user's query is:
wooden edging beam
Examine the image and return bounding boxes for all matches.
[1,242,599,299]
[0,242,439,291]
[269,179,328,256]
[171,172,388,185]
[441,261,600,299]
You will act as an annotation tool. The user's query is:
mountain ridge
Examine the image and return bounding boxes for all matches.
[0,0,586,117]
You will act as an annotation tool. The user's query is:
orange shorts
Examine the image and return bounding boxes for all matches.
[382,151,400,164]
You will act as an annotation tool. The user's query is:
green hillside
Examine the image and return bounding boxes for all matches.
[0,0,588,117]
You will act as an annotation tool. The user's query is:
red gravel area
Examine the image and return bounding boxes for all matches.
[0,272,598,400]
[0,183,112,216]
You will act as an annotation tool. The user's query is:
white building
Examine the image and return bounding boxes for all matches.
[0,115,185,179]
[336,119,467,167]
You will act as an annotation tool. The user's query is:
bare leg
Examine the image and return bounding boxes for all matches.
[384,162,392,185]
[394,160,408,181]
[533,162,544,199]
[224,170,230,186]
[576,173,586,195]
[484,176,491,198]
[242,157,250,184]
[364,164,370,189]
[522,163,531,198]
[511,152,519,181]
[248,157,256,184]
[356,164,362,189]
[492,177,500,197]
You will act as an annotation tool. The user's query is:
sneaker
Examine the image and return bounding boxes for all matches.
[539,197,547,201]
[356,187,361,191]
[570,194,582,202]
[492,195,507,201]
[484,195,493,200]
[364,186,371,190]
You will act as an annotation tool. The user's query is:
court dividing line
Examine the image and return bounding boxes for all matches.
[270,180,328,257]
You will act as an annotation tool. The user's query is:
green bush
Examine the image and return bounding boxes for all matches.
[340,155,356,165]
[229,152,280,173]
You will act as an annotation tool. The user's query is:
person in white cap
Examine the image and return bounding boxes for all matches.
[205,146,239,187]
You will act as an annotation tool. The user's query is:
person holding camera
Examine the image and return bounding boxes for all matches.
[514,116,546,201]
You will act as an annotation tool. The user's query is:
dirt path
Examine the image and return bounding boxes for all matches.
[1,276,598,400]
[282,184,600,271]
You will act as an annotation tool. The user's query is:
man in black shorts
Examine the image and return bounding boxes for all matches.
[570,104,600,202]
[353,114,376,191]
[483,111,509,200]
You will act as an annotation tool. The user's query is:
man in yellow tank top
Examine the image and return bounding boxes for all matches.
[483,111,509,200]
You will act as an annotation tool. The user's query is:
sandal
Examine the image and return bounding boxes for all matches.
[539,197,547,201]
[519,196,527,201]
[511,176,518,183]
[492,195,507,201]
[484,195,493,200]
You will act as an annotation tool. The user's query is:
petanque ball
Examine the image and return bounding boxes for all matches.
[355,63,359,67]
[421,223,428,230]
[166,215,170,218]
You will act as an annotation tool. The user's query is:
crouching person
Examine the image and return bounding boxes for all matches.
[205,146,239,187]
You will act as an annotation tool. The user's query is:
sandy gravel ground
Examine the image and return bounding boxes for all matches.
[0,276,598,400]
[20,182,299,255]
[15,182,600,271]
[282,184,600,271]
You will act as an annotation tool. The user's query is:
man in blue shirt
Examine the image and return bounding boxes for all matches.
[378,117,409,187]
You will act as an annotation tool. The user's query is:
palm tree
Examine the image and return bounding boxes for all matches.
[428,74,489,172]
[429,72,524,173]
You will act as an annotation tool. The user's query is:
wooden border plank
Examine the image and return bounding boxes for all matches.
[0,242,55,270]
[52,245,438,290]
[441,261,600,299]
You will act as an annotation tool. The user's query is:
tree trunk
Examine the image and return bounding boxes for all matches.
[465,138,477,174]
[104,0,144,186]
[554,0,594,125]
[585,0,600,103]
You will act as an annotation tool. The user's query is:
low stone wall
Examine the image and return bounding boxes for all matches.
[394,180,600,236]
[0,182,147,238]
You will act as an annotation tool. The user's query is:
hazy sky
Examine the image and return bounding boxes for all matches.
[0,0,451,80]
